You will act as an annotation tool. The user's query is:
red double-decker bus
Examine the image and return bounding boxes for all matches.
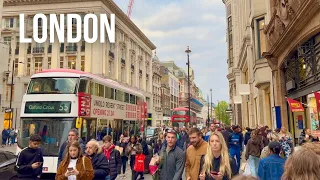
[171,107,197,127]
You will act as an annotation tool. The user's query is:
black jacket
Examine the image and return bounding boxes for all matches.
[90,153,110,180]
[103,148,121,180]
[244,131,251,145]
[221,130,233,147]
[200,155,238,180]
[15,147,44,179]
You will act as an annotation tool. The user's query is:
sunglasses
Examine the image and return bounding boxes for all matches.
[166,129,177,135]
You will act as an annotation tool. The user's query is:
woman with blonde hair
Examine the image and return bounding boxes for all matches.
[56,141,94,180]
[281,143,320,180]
[199,132,237,180]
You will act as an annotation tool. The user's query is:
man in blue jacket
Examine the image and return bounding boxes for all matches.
[15,134,44,180]
[228,125,243,172]
[258,141,286,180]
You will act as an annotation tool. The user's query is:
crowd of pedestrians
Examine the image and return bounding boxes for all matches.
[11,123,320,180]
[1,128,17,147]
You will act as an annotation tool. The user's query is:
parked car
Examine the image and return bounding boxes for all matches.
[146,127,160,146]
[0,150,18,180]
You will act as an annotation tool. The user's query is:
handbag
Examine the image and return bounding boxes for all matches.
[134,154,145,172]
[243,162,251,175]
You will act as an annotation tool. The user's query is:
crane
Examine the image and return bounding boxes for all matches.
[127,0,134,18]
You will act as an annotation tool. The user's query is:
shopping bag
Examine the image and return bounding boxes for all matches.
[134,154,145,172]
[240,162,247,172]
[149,155,160,166]
[149,165,159,175]
[243,162,251,175]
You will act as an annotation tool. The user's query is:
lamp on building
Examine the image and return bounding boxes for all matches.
[185,46,191,126]
[9,61,23,129]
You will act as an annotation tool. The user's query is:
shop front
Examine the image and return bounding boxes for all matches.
[282,33,320,140]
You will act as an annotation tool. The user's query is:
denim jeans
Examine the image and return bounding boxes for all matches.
[121,156,128,174]
[248,155,260,177]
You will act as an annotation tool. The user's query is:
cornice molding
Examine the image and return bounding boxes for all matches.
[265,0,320,58]
[4,0,156,50]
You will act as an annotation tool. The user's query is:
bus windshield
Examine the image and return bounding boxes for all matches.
[18,118,75,156]
[27,77,78,94]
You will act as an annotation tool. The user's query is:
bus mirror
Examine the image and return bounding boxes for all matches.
[76,117,83,128]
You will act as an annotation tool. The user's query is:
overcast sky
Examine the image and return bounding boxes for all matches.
[115,0,228,105]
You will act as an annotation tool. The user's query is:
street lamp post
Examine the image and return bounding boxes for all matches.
[207,94,210,127]
[210,89,212,123]
[9,61,23,129]
[185,46,191,126]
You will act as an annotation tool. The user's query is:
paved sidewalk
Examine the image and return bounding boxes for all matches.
[1,143,17,153]
[2,144,153,179]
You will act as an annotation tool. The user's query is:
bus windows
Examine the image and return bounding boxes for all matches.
[27,77,78,94]
[105,87,114,99]
[78,79,90,93]
[80,119,97,143]
[115,90,124,102]
[130,94,136,104]
[125,93,130,103]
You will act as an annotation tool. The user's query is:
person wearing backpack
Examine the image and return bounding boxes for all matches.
[126,135,143,180]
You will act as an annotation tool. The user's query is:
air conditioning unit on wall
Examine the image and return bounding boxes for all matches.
[286,80,296,91]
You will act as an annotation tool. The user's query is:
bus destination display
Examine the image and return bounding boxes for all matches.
[25,101,71,113]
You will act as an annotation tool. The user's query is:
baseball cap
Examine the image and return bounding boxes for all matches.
[268,141,281,153]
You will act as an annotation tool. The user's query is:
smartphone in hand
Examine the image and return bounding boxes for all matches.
[210,171,219,176]
[67,167,74,171]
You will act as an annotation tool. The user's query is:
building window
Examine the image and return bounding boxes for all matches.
[68,57,76,69]
[3,37,11,46]
[60,57,64,68]
[48,57,51,69]
[34,58,42,73]
[4,18,14,28]
[14,59,18,76]
[81,56,85,71]
[257,18,266,59]
[26,58,31,76]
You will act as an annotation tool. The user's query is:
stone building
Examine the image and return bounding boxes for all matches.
[161,61,203,115]
[152,52,162,126]
[263,0,320,138]
[160,66,171,125]
[1,0,156,129]
[223,0,273,128]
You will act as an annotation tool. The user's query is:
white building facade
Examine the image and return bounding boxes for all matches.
[152,53,162,126]
[1,0,156,129]
[223,0,273,128]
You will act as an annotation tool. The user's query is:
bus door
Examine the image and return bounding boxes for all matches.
[80,118,97,144]
[113,119,123,143]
